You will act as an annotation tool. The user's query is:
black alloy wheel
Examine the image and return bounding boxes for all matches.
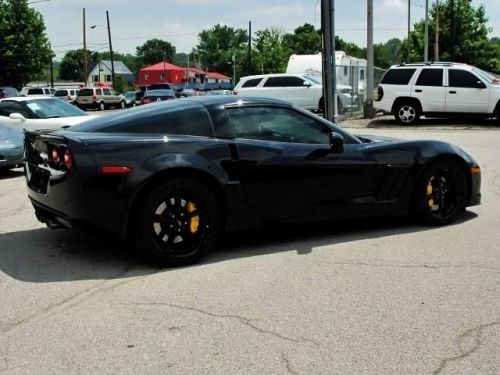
[414,160,468,225]
[395,101,420,125]
[134,178,221,266]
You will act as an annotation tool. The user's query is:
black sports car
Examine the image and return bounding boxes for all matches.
[24,97,481,266]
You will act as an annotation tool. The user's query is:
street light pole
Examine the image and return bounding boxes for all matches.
[364,0,376,118]
[83,8,87,84]
[435,0,439,61]
[106,10,115,86]
[424,0,429,62]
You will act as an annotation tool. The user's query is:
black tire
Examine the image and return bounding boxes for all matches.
[120,100,126,109]
[98,102,105,111]
[413,159,468,226]
[133,178,221,266]
[394,100,420,125]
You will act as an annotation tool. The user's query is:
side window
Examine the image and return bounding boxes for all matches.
[102,88,111,95]
[0,101,30,118]
[227,106,330,144]
[95,89,103,95]
[27,88,43,95]
[449,69,484,88]
[242,78,262,88]
[282,77,305,87]
[263,77,287,87]
[105,105,213,136]
[415,69,443,86]
[380,69,416,85]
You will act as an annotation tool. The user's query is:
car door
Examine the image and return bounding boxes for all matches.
[224,105,377,221]
[445,69,490,113]
[283,76,311,107]
[260,76,287,101]
[102,88,115,105]
[0,100,33,128]
[411,68,445,112]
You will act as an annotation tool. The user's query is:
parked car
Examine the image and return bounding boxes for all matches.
[75,87,126,111]
[233,73,357,114]
[24,96,481,267]
[123,91,138,107]
[54,88,80,104]
[375,62,500,124]
[141,89,176,104]
[22,87,56,96]
[177,88,204,97]
[0,87,21,99]
[0,96,96,131]
[0,122,23,170]
[206,89,232,96]
[148,83,177,91]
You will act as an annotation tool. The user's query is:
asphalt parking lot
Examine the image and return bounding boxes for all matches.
[0,124,499,374]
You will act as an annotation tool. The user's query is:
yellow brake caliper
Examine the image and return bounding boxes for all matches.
[427,181,434,208]
[187,202,200,234]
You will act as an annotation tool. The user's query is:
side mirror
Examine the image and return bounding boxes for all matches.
[9,113,26,121]
[303,81,312,87]
[477,81,487,89]
[329,132,344,153]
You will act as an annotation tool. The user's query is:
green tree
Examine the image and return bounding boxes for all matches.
[59,49,103,81]
[0,0,53,88]
[252,28,289,74]
[282,23,321,54]
[399,0,498,71]
[136,38,176,67]
[195,24,248,77]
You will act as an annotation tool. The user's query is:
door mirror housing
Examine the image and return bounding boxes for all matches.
[476,81,487,89]
[303,81,312,87]
[329,132,344,153]
[9,113,26,121]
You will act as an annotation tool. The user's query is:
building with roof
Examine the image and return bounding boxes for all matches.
[87,60,134,86]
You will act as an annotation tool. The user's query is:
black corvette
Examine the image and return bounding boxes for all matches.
[24,97,481,266]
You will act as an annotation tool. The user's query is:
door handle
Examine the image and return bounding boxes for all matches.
[415,89,422,93]
[449,90,457,94]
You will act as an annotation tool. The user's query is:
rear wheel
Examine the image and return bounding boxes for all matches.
[98,102,105,111]
[394,101,420,125]
[120,100,126,109]
[414,159,468,226]
[133,178,221,266]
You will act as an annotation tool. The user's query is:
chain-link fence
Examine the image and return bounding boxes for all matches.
[335,65,387,117]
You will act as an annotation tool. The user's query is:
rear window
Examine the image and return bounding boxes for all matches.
[54,90,68,97]
[380,68,416,85]
[78,89,94,96]
[71,101,213,137]
[241,78,262,88]
[27,88,44,95]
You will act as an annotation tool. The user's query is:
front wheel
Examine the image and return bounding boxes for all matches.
[120,100,126,109]
[413,159,468,226]
[394,101,420,125]
[98,102,105,111]
[133,178,221,266]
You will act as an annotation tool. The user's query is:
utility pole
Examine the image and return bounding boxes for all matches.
[407,0,411,62]
[49,58,54,88]
[83,8,87,84]
[424,0,429,62]
[320,0,335,122]
[248,21,252,75]
[364,0,376,118]
[435,0,439,61]
[451,0,455,61]
[106,10,115,86]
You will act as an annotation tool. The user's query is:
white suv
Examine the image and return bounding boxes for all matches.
[375,62,500,124]
[233,73,357,114]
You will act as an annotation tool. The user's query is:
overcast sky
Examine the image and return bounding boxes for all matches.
[31,0,500,61]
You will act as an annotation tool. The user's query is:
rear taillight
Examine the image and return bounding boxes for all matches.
[63,149,72,169]
[232,90,238,95]
[50,145,73,170]
[143,98,152,104]
[93,95,97,101]
[376,85,384,101]
[67,95,71,100]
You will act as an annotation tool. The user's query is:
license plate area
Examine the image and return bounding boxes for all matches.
[27,164,50,194]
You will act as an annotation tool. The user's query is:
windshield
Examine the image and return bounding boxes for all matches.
[25,98,87,118]
[302,75,322,85]
[124,92,136,99]
[472,67,500,83]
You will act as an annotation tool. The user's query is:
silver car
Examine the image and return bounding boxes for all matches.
[0,122,23,170]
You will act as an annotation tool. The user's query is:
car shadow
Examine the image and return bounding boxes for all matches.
[0,211,478,284]
[368,117,499,128]
[0,168,23,180]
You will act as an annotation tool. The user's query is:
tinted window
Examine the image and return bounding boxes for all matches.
[381,69,416,85]
[415,69,443,86]
[449,69,484,88]
[144,89,175,97]
[227,106,330,144]
[27,88,44,95]
[263,77,288,87]
[283,77,306,87]
[78,89,94,96]
[0,101,31,118]
[241,78,262,88]
[54,90,68,97]
[102,88,111,95]
[72,101,213,137]
[96,89,102,95]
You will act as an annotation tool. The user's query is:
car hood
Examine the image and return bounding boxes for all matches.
[355,134,404,143]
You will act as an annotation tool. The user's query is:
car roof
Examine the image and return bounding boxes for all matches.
[182,95,293,107]
[0,96,53,102]
[238,73,304,80]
